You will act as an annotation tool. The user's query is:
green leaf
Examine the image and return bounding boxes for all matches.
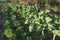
[4,28,13,38]
[45,17,52,23]
[8,3,17,12]
[52,30,60,36]
[47,23,54,31]
[55,20,60,24]
[29,25,33,32]
[45,9,50,14]
[38,10,44,16]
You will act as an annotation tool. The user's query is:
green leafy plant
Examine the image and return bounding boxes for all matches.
[2,3,60,40]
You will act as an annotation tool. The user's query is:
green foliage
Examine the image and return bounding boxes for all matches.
[2,3,60,40]
[4,28,13,38]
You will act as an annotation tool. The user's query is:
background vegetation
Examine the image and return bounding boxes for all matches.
[0,3,60,40]
[0,0,60,40]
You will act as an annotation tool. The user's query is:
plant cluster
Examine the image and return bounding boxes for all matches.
[2,3,60,40]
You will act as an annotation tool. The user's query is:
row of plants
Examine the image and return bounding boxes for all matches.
[1,3,60,40]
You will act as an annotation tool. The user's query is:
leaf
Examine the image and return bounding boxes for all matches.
[4,28,13,38]
[45,17,52,23]
[52,30,60,36]
[38,10,44,16]
[29,25,33,32]
[55,20,60,24]
[25,19,28,24]
[45,9,50,14]
[47,23,54,31]
[8,3,17,12]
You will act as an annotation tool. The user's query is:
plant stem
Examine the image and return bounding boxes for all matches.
[42,30,44,36]
[41,30,45,40]
[52,34,56,40]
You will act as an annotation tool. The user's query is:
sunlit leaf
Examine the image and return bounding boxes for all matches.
[29,25,33,32]
[45,17,52,23]
[4,28,13,38]
[45,9,50,14]
[52,30,60,36]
